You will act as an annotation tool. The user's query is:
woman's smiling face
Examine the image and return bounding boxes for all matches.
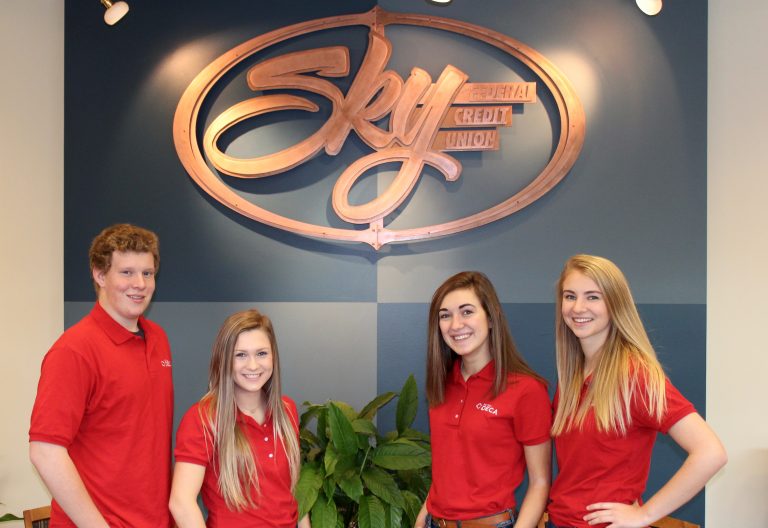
[231,328,274,397]
[438,287,491,364]
[561,270,612,355]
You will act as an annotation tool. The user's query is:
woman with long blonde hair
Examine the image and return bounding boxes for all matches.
[415,271,552,528]
[169,309,309,527]
[547,255,726,528]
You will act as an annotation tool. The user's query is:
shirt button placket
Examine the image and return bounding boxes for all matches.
[455,386,469,423]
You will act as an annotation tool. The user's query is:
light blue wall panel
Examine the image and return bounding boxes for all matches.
[66,301,379,429]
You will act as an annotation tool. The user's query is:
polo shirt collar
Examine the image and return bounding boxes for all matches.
[90,301,146,345]
[450,358,496,383]
[236,407,273,429]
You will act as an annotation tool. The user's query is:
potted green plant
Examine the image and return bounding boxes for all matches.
[296,374,431,528]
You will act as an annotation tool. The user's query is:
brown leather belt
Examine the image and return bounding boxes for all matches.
[432,511,513,528]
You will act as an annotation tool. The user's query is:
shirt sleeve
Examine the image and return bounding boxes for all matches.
[29,345,93,447]
[658,378,697,433]
[512,377,553,445]
[174,404,212,467]
[282,396,300,438]
[633,375,696,433]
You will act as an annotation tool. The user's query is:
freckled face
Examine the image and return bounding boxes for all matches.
[438,288,491,364]
[561,271,612,354]
[232,329,274,397]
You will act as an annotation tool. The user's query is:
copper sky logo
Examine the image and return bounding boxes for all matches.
[174,8,585,249]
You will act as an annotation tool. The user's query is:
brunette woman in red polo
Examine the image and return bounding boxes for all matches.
[169,309,310,528]
[547,255,726,528]
[415,271,552,528]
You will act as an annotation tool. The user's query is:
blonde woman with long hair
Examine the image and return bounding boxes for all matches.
[547,255,726,528]
[170,309,309,528]
[415,271,552,528]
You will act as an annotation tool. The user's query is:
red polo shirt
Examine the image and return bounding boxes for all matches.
[548,375,696,528]
[30,302,174,527]
[427,360,552,519]
[174,396,300,527]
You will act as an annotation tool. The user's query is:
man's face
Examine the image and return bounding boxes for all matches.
[93,251,156,331]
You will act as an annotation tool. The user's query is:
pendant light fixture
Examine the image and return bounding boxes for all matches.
[101,0,130,26]
[636,0,662,16]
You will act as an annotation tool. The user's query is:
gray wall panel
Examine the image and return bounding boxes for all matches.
[66,301,378,432]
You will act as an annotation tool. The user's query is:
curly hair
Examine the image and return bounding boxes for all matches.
[89,224,159,292]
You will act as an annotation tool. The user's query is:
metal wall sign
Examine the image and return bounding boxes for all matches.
[174,8,585,249]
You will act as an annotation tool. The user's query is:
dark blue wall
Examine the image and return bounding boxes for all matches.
[64,0,707,524]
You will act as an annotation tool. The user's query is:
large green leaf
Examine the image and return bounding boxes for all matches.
[358,495,386,528]
[361,466,404,508]
[323,478,336,505]
[353,419,376,451]
[330,400,359,421]
[396,469,430,498]
[358,391,397,420]
[372,441,431,470]
[310,492,338,528]
[357,431,373,451]
[324,443,339,476]
[300,428,320,446]
[317,407,329,446]
[352,418,378,436]
[383,430,398,442]
[396,374,418,434]
[337,472,364,502]
[334,451,359,477]
[385,503,404,528]
[300,403,326,430]
[328,402,358,456]
[296,463,324,518]
[399,428,430,443]
[401,490,423,526]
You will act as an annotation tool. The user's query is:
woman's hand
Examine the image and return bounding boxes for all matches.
[583,501,649,528]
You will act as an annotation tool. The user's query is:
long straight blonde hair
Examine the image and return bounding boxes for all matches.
[426,271,544,406]
[199,309,301,511]
[552,255,666,436]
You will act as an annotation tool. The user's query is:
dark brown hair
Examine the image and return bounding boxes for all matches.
[426,271,544,405]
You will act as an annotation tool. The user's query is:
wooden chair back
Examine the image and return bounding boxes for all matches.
[651,516,700,528]
[22,505,51,528]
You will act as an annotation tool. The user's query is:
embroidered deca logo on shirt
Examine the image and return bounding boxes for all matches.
[160,360,172,367]
[174,8,584,249]
[476,403,498,416]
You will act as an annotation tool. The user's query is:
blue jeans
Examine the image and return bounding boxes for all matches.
[425,510,516,528]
